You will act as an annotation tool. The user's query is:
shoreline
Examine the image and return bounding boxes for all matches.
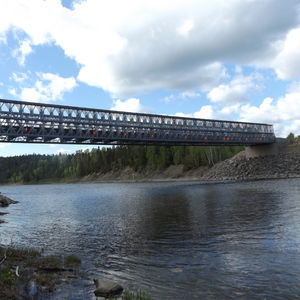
[1,143,300,187]
[1,168,300,186]
[1,149,300,298]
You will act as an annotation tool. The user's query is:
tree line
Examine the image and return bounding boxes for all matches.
[0,145,243,184]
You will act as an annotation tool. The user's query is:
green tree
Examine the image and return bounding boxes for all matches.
[287,132,295,142]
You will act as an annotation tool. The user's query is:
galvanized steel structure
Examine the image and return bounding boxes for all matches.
[0,98,275,146]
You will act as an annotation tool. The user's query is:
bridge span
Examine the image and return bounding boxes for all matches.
[0,98,275,146]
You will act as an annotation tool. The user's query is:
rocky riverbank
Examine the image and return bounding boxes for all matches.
[0,246,82,300]
[79,143,300,183]
[0,193,19,207]
[201,149,300,182]
[0,193,18,223]
[79,164,209,183]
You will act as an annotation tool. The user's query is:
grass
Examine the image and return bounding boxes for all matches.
[1,246,152,299]
[108,290,152,300]
[0,245,81,298]
[65,254,81,266]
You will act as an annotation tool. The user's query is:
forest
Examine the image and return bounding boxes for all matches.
[0,145,243,184]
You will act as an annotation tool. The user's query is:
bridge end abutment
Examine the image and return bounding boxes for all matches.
[245,138,289,158]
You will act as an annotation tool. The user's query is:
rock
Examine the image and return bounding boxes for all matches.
[93,279,123,298]
[171,268,183,273]
[0,195,19,207]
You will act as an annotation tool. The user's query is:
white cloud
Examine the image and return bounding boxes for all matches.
[207,74,261,104]
[0,143,10,149]
[175,84,300,137]
[10,72,29,83]
[1,0,299,97]
[111,98,145,112]
[176,105,215,119]
[163,90,200,103]
[13,40,33,66]
[240,91,300,123]
[10,72,77,103]
[175,103,241,121]
[177,19,194,37]
[193,105,215,119]
[56,148,70,154]
[180,91,200,99]
[273,28,300,80]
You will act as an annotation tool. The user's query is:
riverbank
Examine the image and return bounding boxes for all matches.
[1,143,300,186]
[201,145,300,181]
[78,143,300,183]
[0,195,83,299]
[0,246,82,300]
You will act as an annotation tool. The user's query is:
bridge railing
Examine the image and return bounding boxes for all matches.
[0,98,275,145]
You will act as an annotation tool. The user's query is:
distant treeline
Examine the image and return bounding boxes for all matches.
[0,145,243,184]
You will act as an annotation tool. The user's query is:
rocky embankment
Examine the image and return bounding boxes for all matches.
[0,193,18,223]
[0,193,19,207]
[201,150,300,181]
[81,143,300,183]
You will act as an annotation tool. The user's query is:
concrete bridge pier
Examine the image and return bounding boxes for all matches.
[245,138,289,158]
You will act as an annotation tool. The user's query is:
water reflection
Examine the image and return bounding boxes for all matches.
[1,180,300,299]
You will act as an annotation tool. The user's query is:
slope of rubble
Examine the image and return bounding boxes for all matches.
[201,150,300,181]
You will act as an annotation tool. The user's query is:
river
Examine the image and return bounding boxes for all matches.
[1,179,300,299]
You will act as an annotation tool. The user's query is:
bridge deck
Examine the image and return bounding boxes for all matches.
[0,98,275,146]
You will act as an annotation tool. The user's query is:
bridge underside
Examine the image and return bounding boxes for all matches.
[0,99,276,147]
[0,134,273,147]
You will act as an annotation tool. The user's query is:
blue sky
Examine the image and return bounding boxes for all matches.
[1,0,300,156]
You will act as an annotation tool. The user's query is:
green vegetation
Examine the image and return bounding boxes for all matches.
[0,145,243,184]
[108,290,152,300]
[287,132,295,141]
[287,132,300,142]
[0,246,81,299]
[65,254,81,266]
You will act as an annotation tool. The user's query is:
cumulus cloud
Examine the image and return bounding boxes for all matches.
[56,148,71,154]
[12,40,33,66]
[176,105,215,119]
[163,90,200,103]
[10,72,29,83]
[177,19,194,37]
[176,103,241,121]
[0,143,10,149]
[240,90,300,124]
[10,72,77,103]
[207,74,261,104]
[1,0,299,97]
[240,101,300,137]
[219,86,300,136]
[273,28,300,80]
[111,98,145,113]
[176,83,300,137]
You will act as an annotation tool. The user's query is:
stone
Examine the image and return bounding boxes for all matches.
[0,195,19,207]
[171,268,183,273]
[93,279,123,298]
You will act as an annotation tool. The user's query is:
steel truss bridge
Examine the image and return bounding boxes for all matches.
[0,98,275,146]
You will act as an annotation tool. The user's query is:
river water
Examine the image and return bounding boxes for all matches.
[1,179,300,299]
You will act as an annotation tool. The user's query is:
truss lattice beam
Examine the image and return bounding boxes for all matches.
[0,98,275,146]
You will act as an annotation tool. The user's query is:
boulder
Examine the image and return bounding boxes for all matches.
[0,194,19,207]
[93,279,123,298]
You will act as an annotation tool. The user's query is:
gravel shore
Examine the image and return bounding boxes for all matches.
[201,150,300,181]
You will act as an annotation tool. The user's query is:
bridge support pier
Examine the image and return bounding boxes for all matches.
[245,138,289,158]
